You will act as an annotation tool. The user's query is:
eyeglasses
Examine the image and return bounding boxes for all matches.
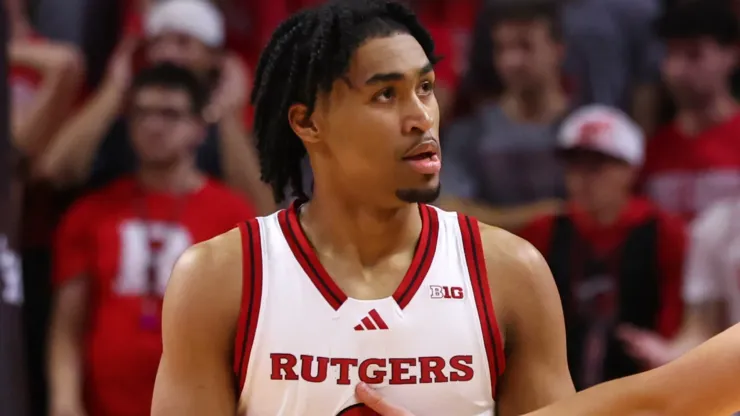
[130,106,194,123]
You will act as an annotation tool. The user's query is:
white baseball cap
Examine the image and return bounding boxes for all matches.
[145,0,225,48]
[557,105,645,166]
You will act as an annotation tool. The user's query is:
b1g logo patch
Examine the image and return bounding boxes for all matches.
[336,404,380,416]
[429,285,464,299]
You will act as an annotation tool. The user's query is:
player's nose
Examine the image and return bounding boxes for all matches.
[401,96,434,136]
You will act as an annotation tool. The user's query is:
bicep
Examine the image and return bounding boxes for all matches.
[151,245,239,415]
[495,245,574,416]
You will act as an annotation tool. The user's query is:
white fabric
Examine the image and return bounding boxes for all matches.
[145,0,225,47]
[240,207,496,415]
[683,197,740,323]
[558,104,645,166]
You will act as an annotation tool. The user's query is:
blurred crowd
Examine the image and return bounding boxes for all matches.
[7,0,740,415]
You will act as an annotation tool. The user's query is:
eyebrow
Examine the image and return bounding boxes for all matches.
[364,62,434,85]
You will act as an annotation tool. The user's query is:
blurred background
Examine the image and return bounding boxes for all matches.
[2,0,740,415]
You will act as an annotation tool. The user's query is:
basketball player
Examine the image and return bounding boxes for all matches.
[357,323,740,416]
[151,1,574,415]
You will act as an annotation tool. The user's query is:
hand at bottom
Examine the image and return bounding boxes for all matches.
[355,383,415,416]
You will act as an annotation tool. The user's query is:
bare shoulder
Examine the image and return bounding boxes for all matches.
[476,222,560,341]
[477,222,550,285]
[164,228,244,334]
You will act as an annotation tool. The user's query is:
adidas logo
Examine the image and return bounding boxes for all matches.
[353,309,389,331]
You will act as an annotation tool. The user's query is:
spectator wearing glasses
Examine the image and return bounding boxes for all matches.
[38,0,274,214]
[47,64,255,416]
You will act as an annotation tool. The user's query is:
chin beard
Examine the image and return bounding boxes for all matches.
[395,184,441,204]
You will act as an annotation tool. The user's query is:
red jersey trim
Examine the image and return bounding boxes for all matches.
[458,214,505,399]
[278,203,439,311]
[278,205,348,310]
[234,220,264,393]
[392,204,439,309]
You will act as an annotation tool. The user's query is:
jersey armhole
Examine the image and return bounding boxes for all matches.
[233,219,264,395]
[457,214,506,399]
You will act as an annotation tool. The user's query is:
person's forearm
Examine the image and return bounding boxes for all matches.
[218,111,276,214]
[10,42,85,157]
[528,324,740,416]
[47,324,85,410]
[35,81,125,186]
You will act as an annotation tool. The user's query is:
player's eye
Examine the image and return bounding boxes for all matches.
[373,87,395,103]
[418,80,435,96]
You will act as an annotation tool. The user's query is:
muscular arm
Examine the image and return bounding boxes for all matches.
[151,230,242,415]
[481,226,575,415]
[527,323,740,416]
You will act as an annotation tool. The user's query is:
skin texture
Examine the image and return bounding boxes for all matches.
[152,32,573,415]
[357,323,740,416]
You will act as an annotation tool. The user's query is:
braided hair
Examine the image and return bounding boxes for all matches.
[251,0,438,203]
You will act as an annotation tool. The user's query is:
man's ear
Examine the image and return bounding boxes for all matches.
[288,103,320,144]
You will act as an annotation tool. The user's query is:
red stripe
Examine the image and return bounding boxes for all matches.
[458,214,505,399]
[278,206,347,310]
[369,309,389,330]
[393,205,440,309]
[361,317,376,330]
[233,220,264,393]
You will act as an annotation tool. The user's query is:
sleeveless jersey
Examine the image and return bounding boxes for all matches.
[233,204,505,415]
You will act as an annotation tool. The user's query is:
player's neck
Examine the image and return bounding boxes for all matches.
[302,194,422,267]
[677,94,738,137]
[136,161,204,194]
[500,81,568,124]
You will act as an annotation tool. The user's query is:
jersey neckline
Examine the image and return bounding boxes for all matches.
[277,202,440,310]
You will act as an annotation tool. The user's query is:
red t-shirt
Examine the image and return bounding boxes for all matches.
[520,198,685,338]
[54,176,256,416]
[642,112,740,221]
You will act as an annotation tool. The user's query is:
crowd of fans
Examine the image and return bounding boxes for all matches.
[7,0,740,415]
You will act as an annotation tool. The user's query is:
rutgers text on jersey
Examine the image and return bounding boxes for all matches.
[232,203,505,415]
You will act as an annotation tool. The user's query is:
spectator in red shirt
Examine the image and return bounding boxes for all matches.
[47,64,256,416]
[521,105,686,391]
[642,1,740,221]
[39,0,274,214]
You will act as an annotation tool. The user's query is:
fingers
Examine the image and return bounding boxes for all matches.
[355,383,412,416]
[616,324,654,345]
[616,324,671,368]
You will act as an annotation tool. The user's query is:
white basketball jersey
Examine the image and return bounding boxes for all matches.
[233,204,505,416]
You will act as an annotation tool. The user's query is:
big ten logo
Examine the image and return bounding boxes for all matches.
[429,285,464,300]
[114,220,192,296]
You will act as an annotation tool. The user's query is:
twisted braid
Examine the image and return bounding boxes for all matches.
[251,0,438,203]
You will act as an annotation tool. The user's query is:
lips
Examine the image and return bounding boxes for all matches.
[402,141,439,160]
[402,140,441,175]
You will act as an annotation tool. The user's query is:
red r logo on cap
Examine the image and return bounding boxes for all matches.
[577,120,611,145]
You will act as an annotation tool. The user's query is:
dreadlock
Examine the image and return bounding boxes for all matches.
[251,0,438,203]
